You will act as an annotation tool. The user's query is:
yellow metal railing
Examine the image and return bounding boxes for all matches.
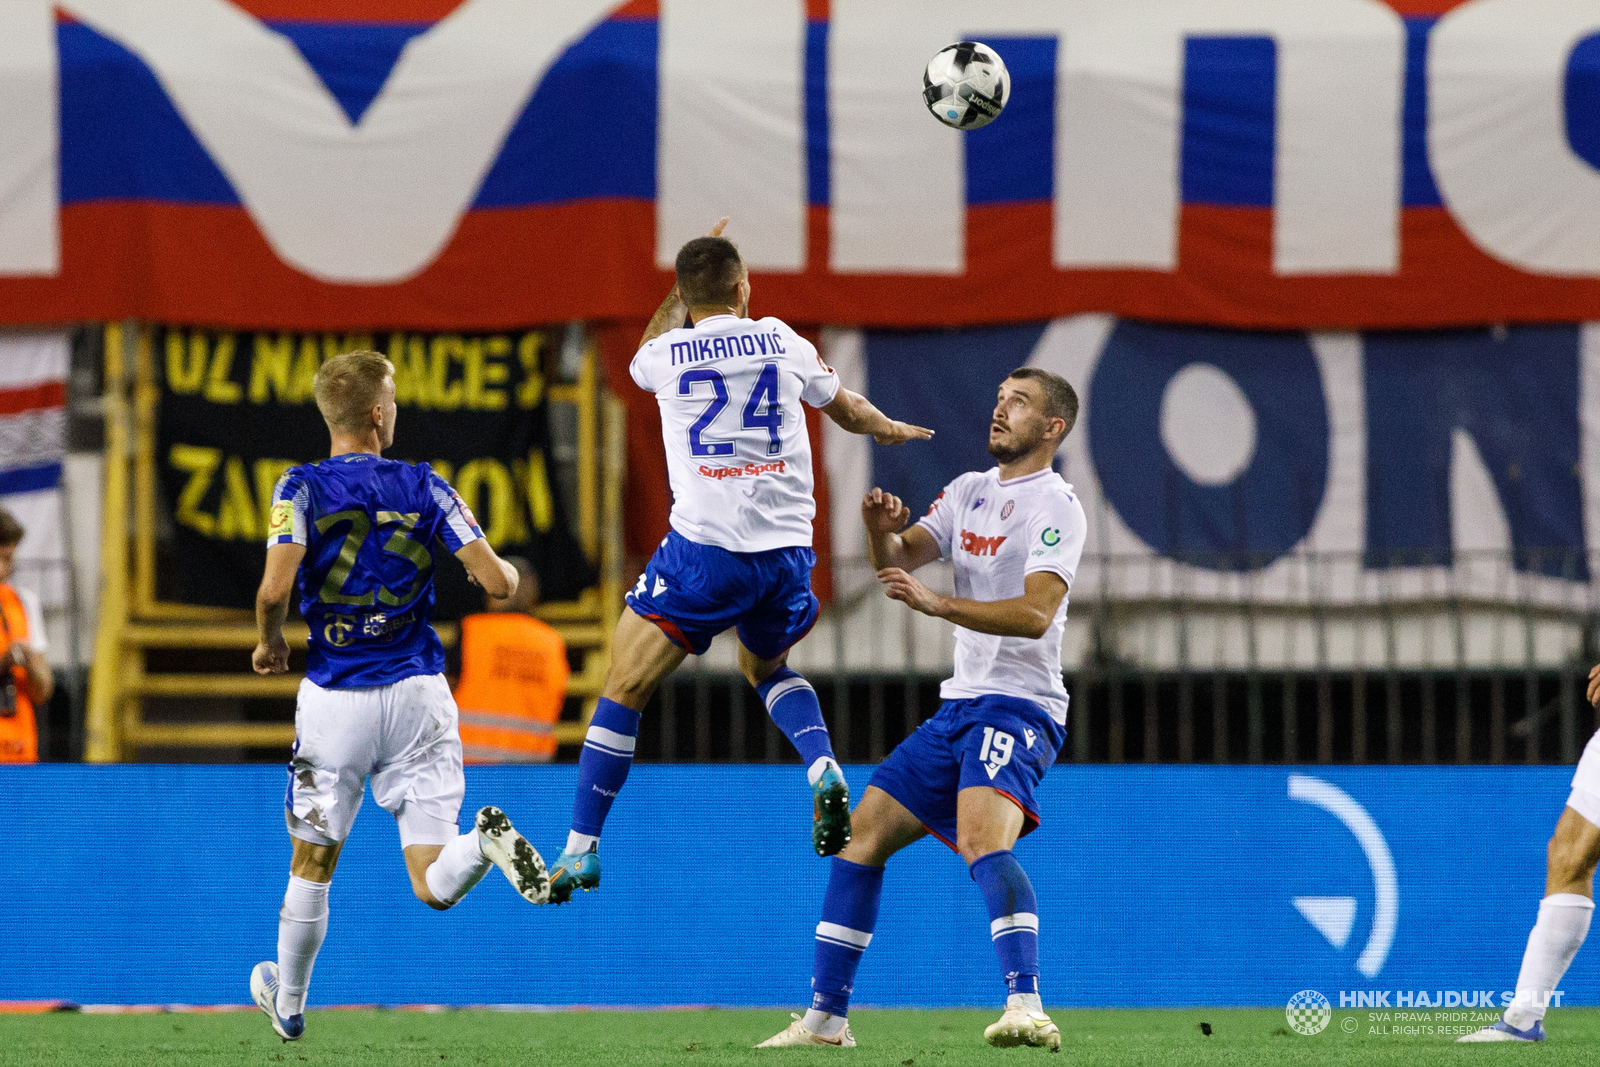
[85,324,623,761]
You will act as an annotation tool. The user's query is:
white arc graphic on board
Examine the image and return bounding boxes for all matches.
[1288,774,1398,978]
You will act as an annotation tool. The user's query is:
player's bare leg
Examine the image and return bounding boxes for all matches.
[604,607,690,709]
[1546,805,1600,897]
[1461,806,1600,1041]
[838,784,929,864]
[404,844,452,909]
[955,787,1059,1051]
[740,642,851,855]
[760,787,926,1048]
[401,808,549,911]
[252,838,340,1041]
[550,608,688,903]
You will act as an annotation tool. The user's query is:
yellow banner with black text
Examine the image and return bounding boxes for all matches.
[155,327,594,613]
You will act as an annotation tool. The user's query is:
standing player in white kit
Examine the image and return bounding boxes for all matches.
[1458,665,1600,1042]
[546,220,932,902]
[759,368,1085,1051]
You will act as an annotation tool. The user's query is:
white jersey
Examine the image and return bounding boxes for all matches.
[916,467,1088,724]
[631,314,840,553]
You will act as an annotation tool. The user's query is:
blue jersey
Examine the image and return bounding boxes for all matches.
[267,453,483,688]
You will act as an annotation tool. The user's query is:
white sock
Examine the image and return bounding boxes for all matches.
[1504,893,1593,1029]
[565,830,599,855]
[807,756,842,787]
[1008,992,1044,1013]
[275,876,329,1017]
[423,830,492,907]
[802,1008,847,1037]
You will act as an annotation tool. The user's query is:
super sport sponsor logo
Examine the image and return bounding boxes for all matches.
[698,460,788,480]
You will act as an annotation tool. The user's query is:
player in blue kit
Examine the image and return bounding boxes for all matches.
[759,369,1086,1050]
[546,219,932,902]
[248,350,549,1042]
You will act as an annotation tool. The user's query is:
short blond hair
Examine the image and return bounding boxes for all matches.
[314,350,393,433]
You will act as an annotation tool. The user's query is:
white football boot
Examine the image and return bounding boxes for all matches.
[984,1006,1062,1049]
[1457,1018,1546,1042]
[475,806,549,904]
[248,961,304,1042]
[755,1012,857,1048]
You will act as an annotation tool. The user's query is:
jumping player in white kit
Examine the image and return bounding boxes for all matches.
[759,368,1086,1051]
[248,351,549,1041]
[1458,667,1600,1042]
[546,219,932,902]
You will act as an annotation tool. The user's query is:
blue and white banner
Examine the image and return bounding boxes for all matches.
[825,318,1600,615]
[0,332,69,607]
[1,763,1593,1008]
[6,1,1600,329]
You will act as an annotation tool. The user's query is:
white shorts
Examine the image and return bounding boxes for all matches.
[1567,727,1600,829]
[286,673,465,849]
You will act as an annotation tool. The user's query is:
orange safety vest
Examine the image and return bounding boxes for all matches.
[453,612,569,763]
[0,584,38,763]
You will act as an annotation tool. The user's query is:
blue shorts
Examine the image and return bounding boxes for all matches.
[869,695,1066,851]
[625,531,820,658]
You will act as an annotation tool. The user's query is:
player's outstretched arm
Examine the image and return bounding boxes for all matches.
[253,542,305,674]
[638,286,688,349]
[821,388,934,445]
[862,487,942,573]
[878,569,1067,640]
[639,217,730,348]
[455,538,518,601]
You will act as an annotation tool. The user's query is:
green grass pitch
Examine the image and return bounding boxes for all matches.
[5,1008,1600,1067]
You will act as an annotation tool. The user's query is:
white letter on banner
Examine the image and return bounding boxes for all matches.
[1431,0,1600,275]
[1058,0,1403,275]
[830,0,1401,276]
[0,0,58,276]
[829,0,1070,274]
[60,0,620,284]
[657,0,806,271]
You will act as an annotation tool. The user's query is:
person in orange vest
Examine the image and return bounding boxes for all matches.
[0,508,54,763]
[454,557,569,763]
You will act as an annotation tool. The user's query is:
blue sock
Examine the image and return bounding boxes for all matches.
[810,858,884,1017]
[757,667,835,772]
[570,698,640,840]
[970,849,1040,997]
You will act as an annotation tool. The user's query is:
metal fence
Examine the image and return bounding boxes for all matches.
[630,548,1600,766]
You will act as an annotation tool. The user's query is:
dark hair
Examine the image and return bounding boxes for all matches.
[1007,367,1078,439]
[675,237,745,308]
[0,508,22,547]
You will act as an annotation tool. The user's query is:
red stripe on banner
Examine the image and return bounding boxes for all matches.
[1381,0,1468,14]
[10,200,1600,331]
[0,382,66,416]
[228,0,464,21]
[609,0,657,17]
[4,200,661,331]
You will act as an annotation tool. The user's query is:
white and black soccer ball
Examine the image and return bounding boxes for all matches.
[922,41,1010,130]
